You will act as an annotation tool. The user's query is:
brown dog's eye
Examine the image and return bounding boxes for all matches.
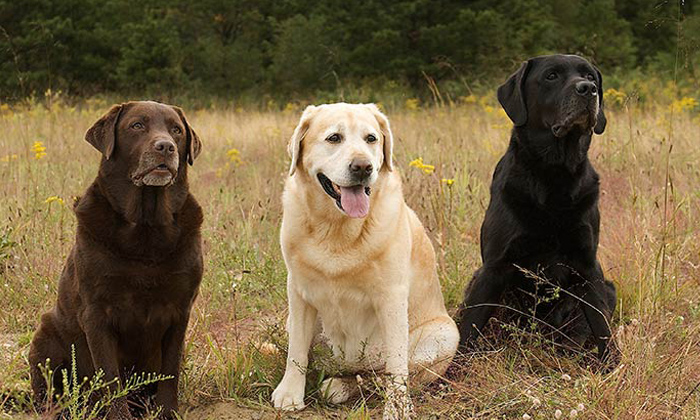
[546,71,558,81]
[326,133,342,143]
[366,134,377,143]
[172,126,182,135]
[131,122,145,130]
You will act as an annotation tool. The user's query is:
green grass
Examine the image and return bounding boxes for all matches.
[0,93,699,419]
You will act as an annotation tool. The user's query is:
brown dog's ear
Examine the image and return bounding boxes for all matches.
[288,105,317,176]
[85,104,125,159]
[172,106,202,166]
[497,60,533,127]
[593,65,607,135]
[365,103,394,171]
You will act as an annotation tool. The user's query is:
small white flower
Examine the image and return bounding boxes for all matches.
[554,409,563,419]
[356,374,364,385]
[523,414,531,420]
[577,403,584,411]
[561,374,572,381]
[532,397,541,407]
[569,409,578,418]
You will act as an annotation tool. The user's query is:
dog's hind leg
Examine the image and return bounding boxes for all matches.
[408,315,459,384]
[456,267,509,350]
[28,312,85,406]
[29,313,66,404]
[320,376,362,404]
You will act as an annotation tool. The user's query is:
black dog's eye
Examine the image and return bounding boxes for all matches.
[586,73,595,81]
[172,126,183,135]
[326,133,342,143]
[131,122,145,130]
[546,71,558,81]
[366,134,377,143]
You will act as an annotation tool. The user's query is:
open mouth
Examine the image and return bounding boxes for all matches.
[317,173,371,218]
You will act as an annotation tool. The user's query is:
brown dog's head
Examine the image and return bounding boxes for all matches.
[498,54,606,138]
[85,101,202,187]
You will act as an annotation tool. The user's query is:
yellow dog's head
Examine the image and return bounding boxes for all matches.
[288,103,393,218]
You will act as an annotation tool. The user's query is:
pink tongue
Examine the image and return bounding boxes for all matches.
[340,186,370,218]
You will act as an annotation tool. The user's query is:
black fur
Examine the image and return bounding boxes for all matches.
[456,55,616,361]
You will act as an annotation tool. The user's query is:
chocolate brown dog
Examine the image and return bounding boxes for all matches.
[29,101,203,419]
[457,55,616,361]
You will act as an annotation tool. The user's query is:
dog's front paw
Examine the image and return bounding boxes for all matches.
[382,377,414,420]
[272,375,306,411]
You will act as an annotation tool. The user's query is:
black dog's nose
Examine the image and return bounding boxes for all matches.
[154,139,176,156]
[349,158,373,176]
[575,81,597,97]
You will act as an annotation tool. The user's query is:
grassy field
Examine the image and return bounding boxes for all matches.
[0,94,699,419]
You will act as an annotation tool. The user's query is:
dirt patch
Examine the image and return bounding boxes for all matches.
[183,402,332,420]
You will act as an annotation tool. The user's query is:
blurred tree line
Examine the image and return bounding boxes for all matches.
[0,0,696,103]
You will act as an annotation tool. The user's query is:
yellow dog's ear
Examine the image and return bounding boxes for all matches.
[288,105,317,176]
[365,103,394,171]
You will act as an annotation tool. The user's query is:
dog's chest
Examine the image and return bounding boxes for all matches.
[301,283,384,367]
[88,258,200,335]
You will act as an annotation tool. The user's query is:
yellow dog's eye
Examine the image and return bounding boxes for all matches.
[131,122,144,129]
[172,126,182,134]
[366,134,377,143]
[326,133,341,143]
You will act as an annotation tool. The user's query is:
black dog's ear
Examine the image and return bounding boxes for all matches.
[593,65,607,134]
[85,104,125,159]
[172,106,202,166]
[497,60,532,126]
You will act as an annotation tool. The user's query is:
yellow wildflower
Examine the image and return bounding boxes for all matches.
[460,95,477,104]
[604,88,626,107]
[441,178,455,186]
[283,102,300,114]
[405,98,420,111]
[408,157,435,175]
[671,97,698,113]
[226,148,243,166]
[31,141,47,160]
[45,196,64,206]
[0,154,18,162]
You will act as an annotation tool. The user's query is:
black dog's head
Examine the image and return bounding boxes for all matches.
[498,54,606,138]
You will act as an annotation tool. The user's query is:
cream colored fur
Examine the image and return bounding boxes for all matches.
[271,103,459,419]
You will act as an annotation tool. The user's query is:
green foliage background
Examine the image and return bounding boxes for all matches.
[0,0,697,104]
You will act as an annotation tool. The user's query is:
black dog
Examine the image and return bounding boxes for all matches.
[457,55,616,360]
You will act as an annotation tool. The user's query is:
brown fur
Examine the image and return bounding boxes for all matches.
[29,101,204,419]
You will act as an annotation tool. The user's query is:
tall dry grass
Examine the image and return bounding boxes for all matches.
[0,93,698,419]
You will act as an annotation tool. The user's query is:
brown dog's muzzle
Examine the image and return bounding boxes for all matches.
[131,137,180,187]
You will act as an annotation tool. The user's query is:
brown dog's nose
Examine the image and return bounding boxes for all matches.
[350,158,373,176]
[575,81,597,98]
[154,139,176,156]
